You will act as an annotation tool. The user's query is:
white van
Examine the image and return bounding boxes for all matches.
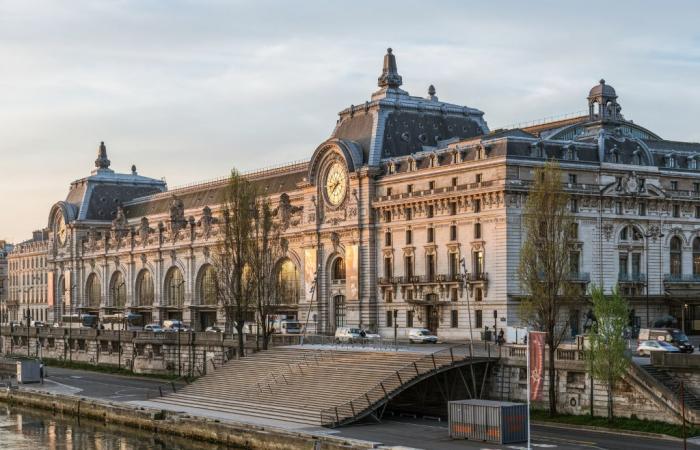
[408,328,438,344]
[163,320,186,332]
[273,319,301,334]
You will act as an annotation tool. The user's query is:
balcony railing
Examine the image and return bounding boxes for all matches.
[664,274,700,283]
[618,273,646,283]
[566,272,591,283]
[464,272,488,282]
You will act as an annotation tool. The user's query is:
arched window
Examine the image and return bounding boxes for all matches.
[332,257,346,282]
[334,295,346,328]
[277,259,299,304]
[109,271,126,308]
[86,273,101,308]
[164,267,184,307]
[670,237,683,276]
[198,265,218,306]
[693,238,700,276]
[136,270,154,307]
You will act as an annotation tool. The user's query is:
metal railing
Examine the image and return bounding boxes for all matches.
[618,273,646,283]
[663,274,700,283]
[319,342,499,427]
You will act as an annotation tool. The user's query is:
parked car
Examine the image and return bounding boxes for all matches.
[335,327,363,343]
[272,319,302,335]
[638,328,694,353]
[144,323,164,333]
[163,320,186,332]
[636,340,680,356]
[361,330,381,340]
[408,328,438,344]
[30,320,46,328]
[205,326,222,333]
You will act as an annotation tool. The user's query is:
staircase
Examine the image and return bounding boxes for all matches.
[151,344,498,427]
[638,363,700,411]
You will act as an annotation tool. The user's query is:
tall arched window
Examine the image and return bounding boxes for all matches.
[334,295,346,328]
[136,270,154,307]
[164,267,184,307]
[277,259,299,304]
[670,237,683,276]
[332,257,346,282]
[693,238,700,276]
[198,265,218,306]
[86,273,101,308]
[109,271,126,308]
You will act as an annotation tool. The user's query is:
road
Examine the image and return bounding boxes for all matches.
[337,416,698,450]
[25,366,184,402]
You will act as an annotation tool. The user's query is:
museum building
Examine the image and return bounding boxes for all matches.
[45,49,700,337]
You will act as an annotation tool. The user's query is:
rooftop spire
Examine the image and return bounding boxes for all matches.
[95,141,111,170]
[377,47,403,89]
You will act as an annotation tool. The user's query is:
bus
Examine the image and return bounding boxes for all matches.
[101,313,144,331]
[59,314,90,329]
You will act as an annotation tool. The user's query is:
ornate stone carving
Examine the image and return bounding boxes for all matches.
[138,217,151,246]
[169,195,186,232]
[198,206,215,238]
[274,193,303,230]
[602,223,614,241]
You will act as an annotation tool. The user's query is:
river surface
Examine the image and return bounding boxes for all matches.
[0,405,237,450]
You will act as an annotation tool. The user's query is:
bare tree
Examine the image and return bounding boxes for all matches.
[518,160,578,416]
[249,196,284,350]
[213,169,256,357]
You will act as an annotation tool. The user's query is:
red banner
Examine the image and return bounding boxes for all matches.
[529,331,547,401]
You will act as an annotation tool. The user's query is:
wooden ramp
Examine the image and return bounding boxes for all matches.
[152,344,498,427]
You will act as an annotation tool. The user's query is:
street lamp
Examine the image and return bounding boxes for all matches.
[65,284,77,363]
[644,227,665,328]
[460,257,475,356]
[112,281,125,369]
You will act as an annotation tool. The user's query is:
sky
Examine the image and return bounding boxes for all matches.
[1,0,699,242]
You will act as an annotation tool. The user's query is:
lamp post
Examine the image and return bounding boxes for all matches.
[22,287,34,357]
[170,279,186,377]
[460,257,474,356]
[644,226,665,328]
[112,281,125,369]
[65,284,76,363]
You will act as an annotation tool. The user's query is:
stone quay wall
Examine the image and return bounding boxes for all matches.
[0,388,376,450]
[490,345,700,425]
[0,326,302,376]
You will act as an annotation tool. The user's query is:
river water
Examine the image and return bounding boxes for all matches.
[0,405,236,450]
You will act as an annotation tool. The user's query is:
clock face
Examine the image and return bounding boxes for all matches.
[325,161,348,206]
[56,214,67,246]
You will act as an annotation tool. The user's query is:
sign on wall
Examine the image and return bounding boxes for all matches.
[346,244,359,300]
[304,249,317,299]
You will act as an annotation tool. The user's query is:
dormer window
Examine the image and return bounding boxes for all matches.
[388,161,396,174]
[476,146,484,160]
[689,156,698,170]
[666,154,677,168]
[408,158,416,172]
[609,146,620,163]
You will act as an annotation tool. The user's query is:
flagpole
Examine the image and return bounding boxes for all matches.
[526,328,531,450]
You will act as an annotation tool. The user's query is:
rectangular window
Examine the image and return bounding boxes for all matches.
[473,251,484,275]
[451,287,458,302]
[695,206,700,219]
[406,229,412,245]
[407,310,414,328]
[386,187,392,196]
[570,198,578,213]
[385,290,393,303]
[632,253,641,276]
[474,222,482,239]
[427,254,436,280]
[386,311,393,327]
[450,202,457,215]
[475,310,483,328]
[568,173,577,184]
[475,173,482,184]
[449,253,459,277]
[427,227,434,243]
[452,177,458,187]
[619,253,628,276]
[428,181,435,190]
[385,231,392,246]
[671,181,678,191]
[405,208,412,220]
[384,257,392,278]
[427,205,434,218]
[384,210,392,222]
[450,224,458,241]
[451,310,458,328]
[405,256,414,278]
[615,201,623,215]
[673,204,681,218]
[474,199,481,213]
[639,201,646,216]
[405,289,413,301]
[407,184,413,193]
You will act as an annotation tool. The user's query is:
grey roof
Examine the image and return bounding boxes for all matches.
[589,79,617,99]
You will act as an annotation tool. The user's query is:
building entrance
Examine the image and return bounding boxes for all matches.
[425,304,438,333]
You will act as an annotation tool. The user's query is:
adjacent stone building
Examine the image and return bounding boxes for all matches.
[0,240,13,324]
[7,230,49,324]
[46,49,700,338]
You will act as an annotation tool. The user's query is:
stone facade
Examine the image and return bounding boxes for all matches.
[44,50,700,338]
[0,241,13,324]
[6,230,49,324]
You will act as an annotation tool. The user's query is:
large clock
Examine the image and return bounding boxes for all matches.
[325,161,348,206]
[56,214,67,246]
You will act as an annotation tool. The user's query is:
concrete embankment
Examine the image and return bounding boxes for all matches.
[0,388,382,450]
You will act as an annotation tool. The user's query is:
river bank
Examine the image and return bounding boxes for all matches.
[0,388,379,450]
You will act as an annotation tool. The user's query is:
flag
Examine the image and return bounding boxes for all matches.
[529,331,546,401]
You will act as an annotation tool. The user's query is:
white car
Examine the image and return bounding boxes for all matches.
[636,340,680,356]
[409,328,438,344]
[335,327,363,343]
[361,330,381,340]
[144,323,164,333]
